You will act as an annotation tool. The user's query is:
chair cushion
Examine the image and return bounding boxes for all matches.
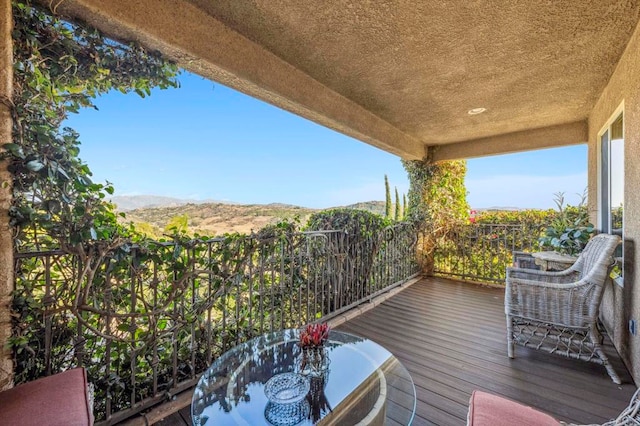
[0,368,93,426]
[468,390,560,426]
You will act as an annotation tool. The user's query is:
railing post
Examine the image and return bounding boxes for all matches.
[0,0,14,391]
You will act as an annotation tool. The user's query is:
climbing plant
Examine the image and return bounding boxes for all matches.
[402,159,430,225]
[5,0,179,252]
[5,0,183,414]
[402,158,469,273]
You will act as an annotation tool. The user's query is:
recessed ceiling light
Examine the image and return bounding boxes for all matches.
[468,107,487,115]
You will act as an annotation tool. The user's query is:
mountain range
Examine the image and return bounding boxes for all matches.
[109,195,229,211]
[115,195,386,236]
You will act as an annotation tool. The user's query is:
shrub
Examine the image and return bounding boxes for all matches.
[538,192,594,255]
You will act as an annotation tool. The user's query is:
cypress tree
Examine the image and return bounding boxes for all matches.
[403,194,408,219]
[385,175,392,218]
[395,187,401,221]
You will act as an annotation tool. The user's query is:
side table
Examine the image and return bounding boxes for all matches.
[531,251,577,271]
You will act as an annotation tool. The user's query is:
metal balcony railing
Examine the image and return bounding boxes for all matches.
[433,223,543,284]
[12,223,419,424]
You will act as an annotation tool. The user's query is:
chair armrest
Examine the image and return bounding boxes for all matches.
[505,276,600,326]
[506,266,580,284]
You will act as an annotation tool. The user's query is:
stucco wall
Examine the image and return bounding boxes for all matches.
[0,0,14,390]
[589,16,640,384]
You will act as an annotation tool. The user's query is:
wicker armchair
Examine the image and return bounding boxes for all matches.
[505,233,622,384]
[598,387,640,425]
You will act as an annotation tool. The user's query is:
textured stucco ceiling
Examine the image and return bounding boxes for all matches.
[38,0,640,160]
[188,0,639,142]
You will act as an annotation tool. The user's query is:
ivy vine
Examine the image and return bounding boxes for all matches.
[5,0,181,408]
[402,158,469,273]
[4,0,179,253]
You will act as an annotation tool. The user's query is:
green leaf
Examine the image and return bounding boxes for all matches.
[2,143,25,158]
[25,160,45,172]
[158,319,167,331]
[66,85,85,94]
[56,167,70,180]
[173,244,182,259]
[44,199,61,214]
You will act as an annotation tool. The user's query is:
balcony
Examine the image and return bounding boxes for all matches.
[3,2,640,424]
[10,219,636,425]
[158,277,634,426]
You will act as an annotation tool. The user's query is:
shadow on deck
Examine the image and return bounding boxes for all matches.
[158,277,636,426]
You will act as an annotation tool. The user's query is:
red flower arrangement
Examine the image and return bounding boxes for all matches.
[298,323,330,348]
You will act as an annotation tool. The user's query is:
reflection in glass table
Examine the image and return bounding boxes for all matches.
[191,329,416,425]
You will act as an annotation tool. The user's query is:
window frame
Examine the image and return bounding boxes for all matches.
[597,102,624,287]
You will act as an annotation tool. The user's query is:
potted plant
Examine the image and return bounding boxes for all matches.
[538,191,595,256]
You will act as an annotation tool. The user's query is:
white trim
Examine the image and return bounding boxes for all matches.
[596,101,625,231]
[597,101,625,136]
[596,101,625,287]
[596,130,606,231]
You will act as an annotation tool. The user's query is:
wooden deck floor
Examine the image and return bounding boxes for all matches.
[157,277,637,426]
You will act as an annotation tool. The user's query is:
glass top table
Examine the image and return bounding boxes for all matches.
[191,329,416,425]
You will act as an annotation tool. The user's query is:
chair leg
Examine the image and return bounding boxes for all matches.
[507,316,515,358]
[596,320,605,345]
[589,327,622,384]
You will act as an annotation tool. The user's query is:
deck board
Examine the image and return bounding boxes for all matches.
[158,277,636,425]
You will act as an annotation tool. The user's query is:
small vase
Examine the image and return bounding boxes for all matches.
[299,346,330,378]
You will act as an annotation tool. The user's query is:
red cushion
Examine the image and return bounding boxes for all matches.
[468,390,560,426]
[0,368,93,426]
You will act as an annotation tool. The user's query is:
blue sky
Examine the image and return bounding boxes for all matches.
[65,71,587,209]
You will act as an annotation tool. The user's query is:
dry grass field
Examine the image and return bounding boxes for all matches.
[119,201,385,237]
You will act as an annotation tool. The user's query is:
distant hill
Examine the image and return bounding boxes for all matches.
[121,202,313,236]
[110,195,227,211]
[118,197,389,237]
[342,201,386,216]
